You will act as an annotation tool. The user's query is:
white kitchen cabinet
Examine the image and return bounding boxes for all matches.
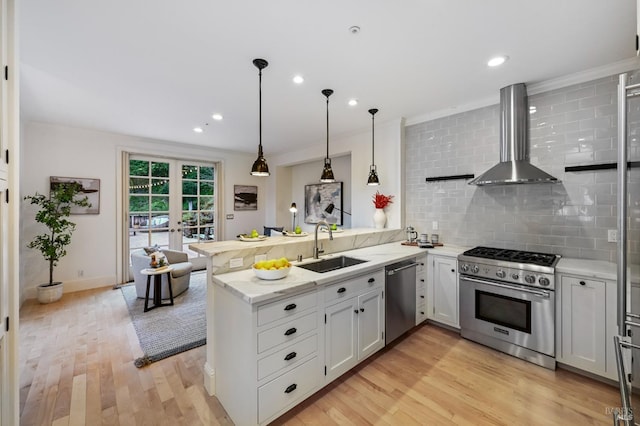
[416,255,427,325]
[324,270,384,383]
[427,254,459,329]
[214,286,321,426]
[0,0,8,182]
[556,274,617,380]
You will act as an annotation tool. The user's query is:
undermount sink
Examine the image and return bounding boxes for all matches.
[297,256,367,273]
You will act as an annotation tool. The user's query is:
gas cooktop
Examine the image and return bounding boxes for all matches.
[461,246,560,268]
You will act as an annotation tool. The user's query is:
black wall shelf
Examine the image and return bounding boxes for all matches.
[425,174,475,183]
[565,161,640,172]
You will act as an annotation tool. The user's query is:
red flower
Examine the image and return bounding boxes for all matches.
[372,191,394,209]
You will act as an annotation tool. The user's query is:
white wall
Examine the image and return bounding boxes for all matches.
[267,118,405,231]
[20,122,264,301]
[405,74,640,263]
[285,155,351,233]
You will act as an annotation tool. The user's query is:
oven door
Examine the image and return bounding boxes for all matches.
[459,275,555,357]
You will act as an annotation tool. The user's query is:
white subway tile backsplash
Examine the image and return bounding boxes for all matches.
[405,73,637,262]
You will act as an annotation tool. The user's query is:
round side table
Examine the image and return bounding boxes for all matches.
[140,266,175,312]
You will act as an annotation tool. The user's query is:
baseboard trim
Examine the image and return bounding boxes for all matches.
[204,362,216,396]
[23,275,118,301]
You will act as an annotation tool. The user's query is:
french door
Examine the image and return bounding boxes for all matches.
[127,155,217,277]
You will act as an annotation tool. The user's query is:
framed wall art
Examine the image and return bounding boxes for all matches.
[50,176,100,214]
[234,185,258,211]
[304,182,343,225]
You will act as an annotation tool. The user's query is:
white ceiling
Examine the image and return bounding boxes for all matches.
[20,0,636,155]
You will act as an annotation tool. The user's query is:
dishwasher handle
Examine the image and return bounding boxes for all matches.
[386,262,420,276]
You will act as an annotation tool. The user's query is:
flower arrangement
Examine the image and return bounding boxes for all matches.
[372,191,394,209]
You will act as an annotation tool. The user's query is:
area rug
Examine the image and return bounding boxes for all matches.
[120,271,206,367]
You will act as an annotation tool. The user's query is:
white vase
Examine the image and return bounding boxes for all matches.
[373,208,386,229]
[37,282,63,304]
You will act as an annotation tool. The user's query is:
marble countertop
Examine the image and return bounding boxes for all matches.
[189,227,398,256]
[556,258,639,284]
[211,242,468,305]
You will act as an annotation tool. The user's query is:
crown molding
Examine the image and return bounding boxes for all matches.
[405,57,640,127]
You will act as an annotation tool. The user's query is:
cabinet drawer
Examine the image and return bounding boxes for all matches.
[257,290,318,327]
[416,306,427,325]
[258,312,318,353]
[258,356,320,424]
[561,276,605,288]
[324,270,384,304]
[258,335,318,380]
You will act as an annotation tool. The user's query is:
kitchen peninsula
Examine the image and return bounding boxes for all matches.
[189,229,466,425]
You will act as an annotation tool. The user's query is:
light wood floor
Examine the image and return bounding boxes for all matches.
[20,285,623,425]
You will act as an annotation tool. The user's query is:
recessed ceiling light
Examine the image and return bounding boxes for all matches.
[212,113,223,120]
[348,99,358,106]
[487,56,508,67]
[193,127,203,133]
[349,26,360,34]
[293,75,304,84]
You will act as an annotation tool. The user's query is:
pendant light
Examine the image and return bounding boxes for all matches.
[367,108,380,185]
[320,89,335,182]
[250,58,270,176]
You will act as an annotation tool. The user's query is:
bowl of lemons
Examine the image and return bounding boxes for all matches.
[252,257,292,280]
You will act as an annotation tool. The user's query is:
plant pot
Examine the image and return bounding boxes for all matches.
[37,282,63,304]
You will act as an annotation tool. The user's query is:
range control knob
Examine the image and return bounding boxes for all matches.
[511,273,520,280]
[524,275,536,284]
[496,270,506,279]
[460,264,469,272]
[539,277,550,287]
[471,265,479,273]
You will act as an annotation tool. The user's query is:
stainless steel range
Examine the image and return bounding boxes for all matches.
[458,246,561,369]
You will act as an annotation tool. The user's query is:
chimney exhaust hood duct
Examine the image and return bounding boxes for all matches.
[468,83,559,186]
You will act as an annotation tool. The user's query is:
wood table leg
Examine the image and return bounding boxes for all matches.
[167,272,174,306]
[144,275,152,312]
[153,274,162,308]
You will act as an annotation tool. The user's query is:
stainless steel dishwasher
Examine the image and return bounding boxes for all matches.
[385,258,418,344]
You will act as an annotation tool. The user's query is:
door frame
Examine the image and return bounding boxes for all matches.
[116,148,225,285]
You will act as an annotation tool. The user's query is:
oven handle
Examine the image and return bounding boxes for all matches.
[461,276,551,299]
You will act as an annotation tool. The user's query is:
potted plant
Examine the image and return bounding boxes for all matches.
[25,183,90,303]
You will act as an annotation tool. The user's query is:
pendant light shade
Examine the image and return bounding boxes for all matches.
[367,108,380,186]
[250,58,270,176]
[320,89,335,182]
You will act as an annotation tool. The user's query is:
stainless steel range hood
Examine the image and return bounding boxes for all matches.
[468,83,559,186]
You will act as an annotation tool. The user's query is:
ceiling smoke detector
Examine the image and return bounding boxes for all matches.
[349,26,360,34]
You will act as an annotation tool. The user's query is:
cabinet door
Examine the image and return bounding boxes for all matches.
[357,289,384,360]
[560,277,606,374]
[325,298,357,382]
[431,256,459,328]
[0,0,7,180]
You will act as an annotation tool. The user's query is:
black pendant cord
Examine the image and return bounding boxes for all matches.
[258,66,263,153]
[369,108,378,166]
[326,96,329,159]
[322,89,333,161]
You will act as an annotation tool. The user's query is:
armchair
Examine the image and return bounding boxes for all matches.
[130,249,192,299]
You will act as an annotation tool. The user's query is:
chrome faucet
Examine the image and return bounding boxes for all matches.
[313,220,333,259]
